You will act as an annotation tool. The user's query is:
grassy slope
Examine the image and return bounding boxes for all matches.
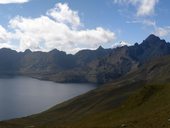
[1,56,170,128]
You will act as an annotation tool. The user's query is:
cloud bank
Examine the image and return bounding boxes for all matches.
[0,3,116,53]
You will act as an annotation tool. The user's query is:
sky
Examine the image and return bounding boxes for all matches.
[0,0,170,53]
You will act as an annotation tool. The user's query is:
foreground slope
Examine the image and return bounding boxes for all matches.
[1,55,170,128]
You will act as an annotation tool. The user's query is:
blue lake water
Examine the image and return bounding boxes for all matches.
[0,76,96,121]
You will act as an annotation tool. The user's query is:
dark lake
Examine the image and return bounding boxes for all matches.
[0,76,96,121]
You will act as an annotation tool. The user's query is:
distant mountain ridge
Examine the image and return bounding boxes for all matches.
[0,34,169,84]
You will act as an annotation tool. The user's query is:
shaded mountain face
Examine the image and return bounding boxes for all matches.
[0,34,169,83]
[75,46,112,67]
[128,34,170,63]
[20,50,76,73]
[93,34,170,83]
[0,48,21,75]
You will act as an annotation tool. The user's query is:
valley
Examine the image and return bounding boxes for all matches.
[0,35,170,128]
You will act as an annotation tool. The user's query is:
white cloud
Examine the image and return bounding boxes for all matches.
[0,25,11,43]
[142,19,156,27]
[137,0,159,16]
[126,19,156,27]
[0,25,16,49]
[0,43,15,49]
[114,0,159,16]
[112,41,130,48]
[154,26,170,37]
[126,19,170,37]
[0,0,29,4]
[47,3,81,29]
[3,3,116,53]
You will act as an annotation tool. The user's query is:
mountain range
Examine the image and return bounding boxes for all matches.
[0,34,170,84]
[1,34,170,128]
